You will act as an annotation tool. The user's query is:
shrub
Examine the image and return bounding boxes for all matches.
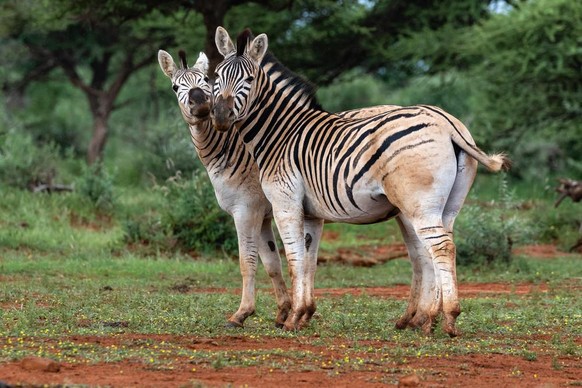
[455,175,532,266]
[121,171,239,257]
[0,128,61,189]
[160,171,238,256]
[122,214,170,251]
[76,163,115,211]
[122,111,202,185]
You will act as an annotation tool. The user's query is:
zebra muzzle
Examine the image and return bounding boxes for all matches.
[211,95,236,132]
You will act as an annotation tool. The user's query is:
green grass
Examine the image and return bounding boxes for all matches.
[0,183,581,375]
[0,252,580,371]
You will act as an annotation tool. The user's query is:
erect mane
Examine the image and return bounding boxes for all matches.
[236,28,253,57]
[262,52,323,111]
[178,50,188,69]
[234,28,323,111]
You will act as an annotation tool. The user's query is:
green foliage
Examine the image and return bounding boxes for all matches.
[317,70,392,112]
[76,163,115,211]
[528,201,581,250]
[455,175,532,266]
[119,170,240,257]
[0,127,61,189]
[0,187,123,254]
[131,113,201,185]
[159,172,238,256]
[458,0,582,177]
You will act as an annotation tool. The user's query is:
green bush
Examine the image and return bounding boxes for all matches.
[455,204,514,266]
[458,0,582,176]
[455,175,532,266]
[160,171,238,256]
[121,171,239,256]
[122,214,170,251]
[528,201,581,250]
[117,110,202,185]
[0,127,61,189]
[76,163,115,211]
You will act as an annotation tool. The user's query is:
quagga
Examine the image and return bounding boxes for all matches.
[157,49,395,328]
[210,27,511,337]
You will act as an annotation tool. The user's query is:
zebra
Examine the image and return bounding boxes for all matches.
[158,49,291,328]
[157,49,397,328]
[210,27,511,337]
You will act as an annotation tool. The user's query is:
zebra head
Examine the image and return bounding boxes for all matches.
[211,26,268,132]
[158,49,211,126]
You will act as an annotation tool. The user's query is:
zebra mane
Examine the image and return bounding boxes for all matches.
[234,28,322,111]
[178,50,188,69]
[236,28,253,57]
[262,51,323,111]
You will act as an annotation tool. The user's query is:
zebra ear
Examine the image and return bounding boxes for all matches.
[215,26,235,58]
[158,50,177,78]
[247,33,268,64]
[193,52,209,74]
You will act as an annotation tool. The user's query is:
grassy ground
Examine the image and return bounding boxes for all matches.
[0,182,581,376]
[1,248,581,363]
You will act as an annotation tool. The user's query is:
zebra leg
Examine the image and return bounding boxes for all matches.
[438,151,477,336]
[257,217,292,328]
[394,216,436,333]
[414,223,459,337]
[298,218,325,328]
[270,204,308,331]
[226,213,261,327]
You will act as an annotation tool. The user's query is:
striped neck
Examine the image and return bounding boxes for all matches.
[236,57,327,170]
[189,120,243,174]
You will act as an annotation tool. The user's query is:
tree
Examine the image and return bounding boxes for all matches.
[0,0,185,164]
[0,0,295,164]
[456,0,582,177]
[269,0,495,86]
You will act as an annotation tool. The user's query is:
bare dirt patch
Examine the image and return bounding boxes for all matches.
[1,333,580,387]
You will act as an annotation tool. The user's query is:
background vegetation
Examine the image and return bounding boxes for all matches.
[1,0,581,261]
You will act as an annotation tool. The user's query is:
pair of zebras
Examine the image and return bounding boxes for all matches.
[158,27,510,337]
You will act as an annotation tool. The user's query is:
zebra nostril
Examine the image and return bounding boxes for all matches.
[189,88,207,105]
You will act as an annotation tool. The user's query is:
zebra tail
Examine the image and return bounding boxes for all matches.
[452,132,512,173]
[444,112,511,172]
[419,105,511,172]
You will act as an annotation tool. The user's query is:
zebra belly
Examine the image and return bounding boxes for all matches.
[303,190,398,224]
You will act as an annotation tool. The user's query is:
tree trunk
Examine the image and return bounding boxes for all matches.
[195,0,230,74]
[86,91,114,165]
[87,113,109,165]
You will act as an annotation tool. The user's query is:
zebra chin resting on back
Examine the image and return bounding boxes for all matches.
[158,48,399,329]
[211,27,511,337]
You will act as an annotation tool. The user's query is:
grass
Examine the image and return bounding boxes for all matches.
[0,183,581,379]
[1,250,580,360]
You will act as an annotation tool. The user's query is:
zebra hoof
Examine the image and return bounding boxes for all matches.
[224,320,244,329]
[443,322,460,338]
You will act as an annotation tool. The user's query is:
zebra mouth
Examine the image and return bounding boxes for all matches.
[192,103,211,119]
[211,95,236,132]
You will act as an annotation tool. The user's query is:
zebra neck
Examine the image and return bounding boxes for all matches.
[188,121,243,172]
[238,68,326,169]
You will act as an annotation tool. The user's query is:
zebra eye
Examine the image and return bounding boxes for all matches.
[204,76,209,83]
[172,85,179,92]
[245,76,255,83]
